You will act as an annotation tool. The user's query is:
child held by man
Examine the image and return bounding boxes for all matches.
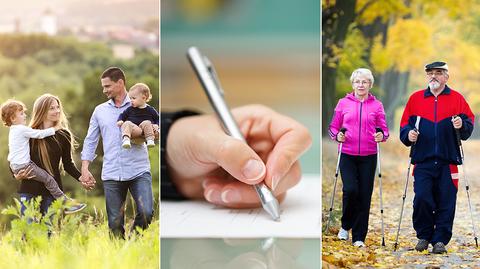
[117,83,159,148]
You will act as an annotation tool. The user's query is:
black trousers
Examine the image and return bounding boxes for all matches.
[339,153,377,242]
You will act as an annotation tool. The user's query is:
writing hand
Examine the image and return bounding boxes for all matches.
[166,105,312,208]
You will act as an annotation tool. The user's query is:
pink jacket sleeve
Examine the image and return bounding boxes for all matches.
[328,99,343,140]
[375,102,389,141]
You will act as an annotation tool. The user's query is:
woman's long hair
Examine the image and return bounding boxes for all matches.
[29,94,77,176]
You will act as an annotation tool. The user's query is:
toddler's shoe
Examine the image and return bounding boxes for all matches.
[146,138,155,148]
[63,198,87,214]
[122,137,131,149]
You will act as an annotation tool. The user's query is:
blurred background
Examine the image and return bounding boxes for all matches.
[323,0,480,136]
[0,0,159,225]
[162,0,320,174]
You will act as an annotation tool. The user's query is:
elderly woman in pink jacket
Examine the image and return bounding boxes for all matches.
[329,68,389,247]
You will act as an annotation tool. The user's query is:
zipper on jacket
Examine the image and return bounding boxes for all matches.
[434,96,438,157]
[358,102,363,154]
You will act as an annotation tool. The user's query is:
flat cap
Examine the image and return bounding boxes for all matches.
[425,61,448,71]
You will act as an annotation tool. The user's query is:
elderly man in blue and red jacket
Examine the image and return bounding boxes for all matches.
[400,61,475,254]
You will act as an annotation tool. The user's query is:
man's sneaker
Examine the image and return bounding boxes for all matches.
[146,139,155,148]
[432,242,447,254]
[415,239,429,252]
[122,137,131,149]
[64,199,87,214]
[353,241,366,247]
[337,227,349,240]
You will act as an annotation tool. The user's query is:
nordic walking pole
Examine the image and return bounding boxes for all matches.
[453,116,479,248]
[394,117,420,251]
[324,127,347,233]
[376,127,385,247]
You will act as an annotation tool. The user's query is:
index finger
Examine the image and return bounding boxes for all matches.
[235,106,312,187]
[267,113,311,180]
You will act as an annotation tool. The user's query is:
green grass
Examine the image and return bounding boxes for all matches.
[0,198,159,269]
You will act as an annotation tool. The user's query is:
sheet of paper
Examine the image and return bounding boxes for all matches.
[161,174,320,238]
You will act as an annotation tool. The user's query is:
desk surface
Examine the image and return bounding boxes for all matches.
[161,175,320,238]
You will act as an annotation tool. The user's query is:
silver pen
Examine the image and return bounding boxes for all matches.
[187,46,281,221]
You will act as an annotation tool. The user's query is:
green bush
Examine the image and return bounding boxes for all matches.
[0,198,159,269]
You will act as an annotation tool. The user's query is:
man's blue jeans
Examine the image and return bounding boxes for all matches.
[103,171,154,237]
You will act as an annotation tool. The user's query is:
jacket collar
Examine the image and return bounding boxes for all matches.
[108,94,131,108]
[346,92,376,102]
[424,85,451,97]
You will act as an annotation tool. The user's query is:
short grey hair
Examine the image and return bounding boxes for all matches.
[350,68,374,86]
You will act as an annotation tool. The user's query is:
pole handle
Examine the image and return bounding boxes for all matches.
[455,127,462,147]
[336,127,347,144]
[452,115,462,146]
[408,127,419,159]
[455,129,462,146]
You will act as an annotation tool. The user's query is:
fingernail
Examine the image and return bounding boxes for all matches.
[272,175,281,191]
[205,189,221,203]
[221,189,242,203]
[242,159,265,181]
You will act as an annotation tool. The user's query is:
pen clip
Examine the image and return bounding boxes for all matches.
[203,56,225,97]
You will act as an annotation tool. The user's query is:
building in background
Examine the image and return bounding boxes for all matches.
[40,8,57,36]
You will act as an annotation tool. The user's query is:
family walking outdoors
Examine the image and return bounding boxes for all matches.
[1,67,159,238]
[327,61,476,254]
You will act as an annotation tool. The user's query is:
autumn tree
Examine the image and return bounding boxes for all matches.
[323,0,480,134]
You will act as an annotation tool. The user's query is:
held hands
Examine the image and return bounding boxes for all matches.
[166,105,312,209]
[452,116,463,129]
[80,168,96,190]
[116,120,124,127]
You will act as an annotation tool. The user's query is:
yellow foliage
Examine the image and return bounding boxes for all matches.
[370,35,392,73]
[357,0,409,24]
[384,19,434,72]
[413,0,476,18]
[370,19,434,73]
[322,0,336,9]
[338,27,369,71]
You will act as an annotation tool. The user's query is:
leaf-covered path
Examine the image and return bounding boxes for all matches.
[322,136,480,268]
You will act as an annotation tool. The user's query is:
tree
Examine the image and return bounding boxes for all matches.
[322,0,357,134]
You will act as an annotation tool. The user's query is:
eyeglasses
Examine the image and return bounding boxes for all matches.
[426,70,445,77]
[353,80,371,85]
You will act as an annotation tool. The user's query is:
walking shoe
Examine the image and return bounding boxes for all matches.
[64,199,87,214]
[432,242,447,254]
[415,239,429,252]
[146,138,155,148]
[122,137,131,148]
[353,241,366,247]
[337,228,349,240]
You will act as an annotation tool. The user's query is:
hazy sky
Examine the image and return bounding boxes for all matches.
[0,0,158,27]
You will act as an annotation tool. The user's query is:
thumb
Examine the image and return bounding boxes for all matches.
[199,133,266,185]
